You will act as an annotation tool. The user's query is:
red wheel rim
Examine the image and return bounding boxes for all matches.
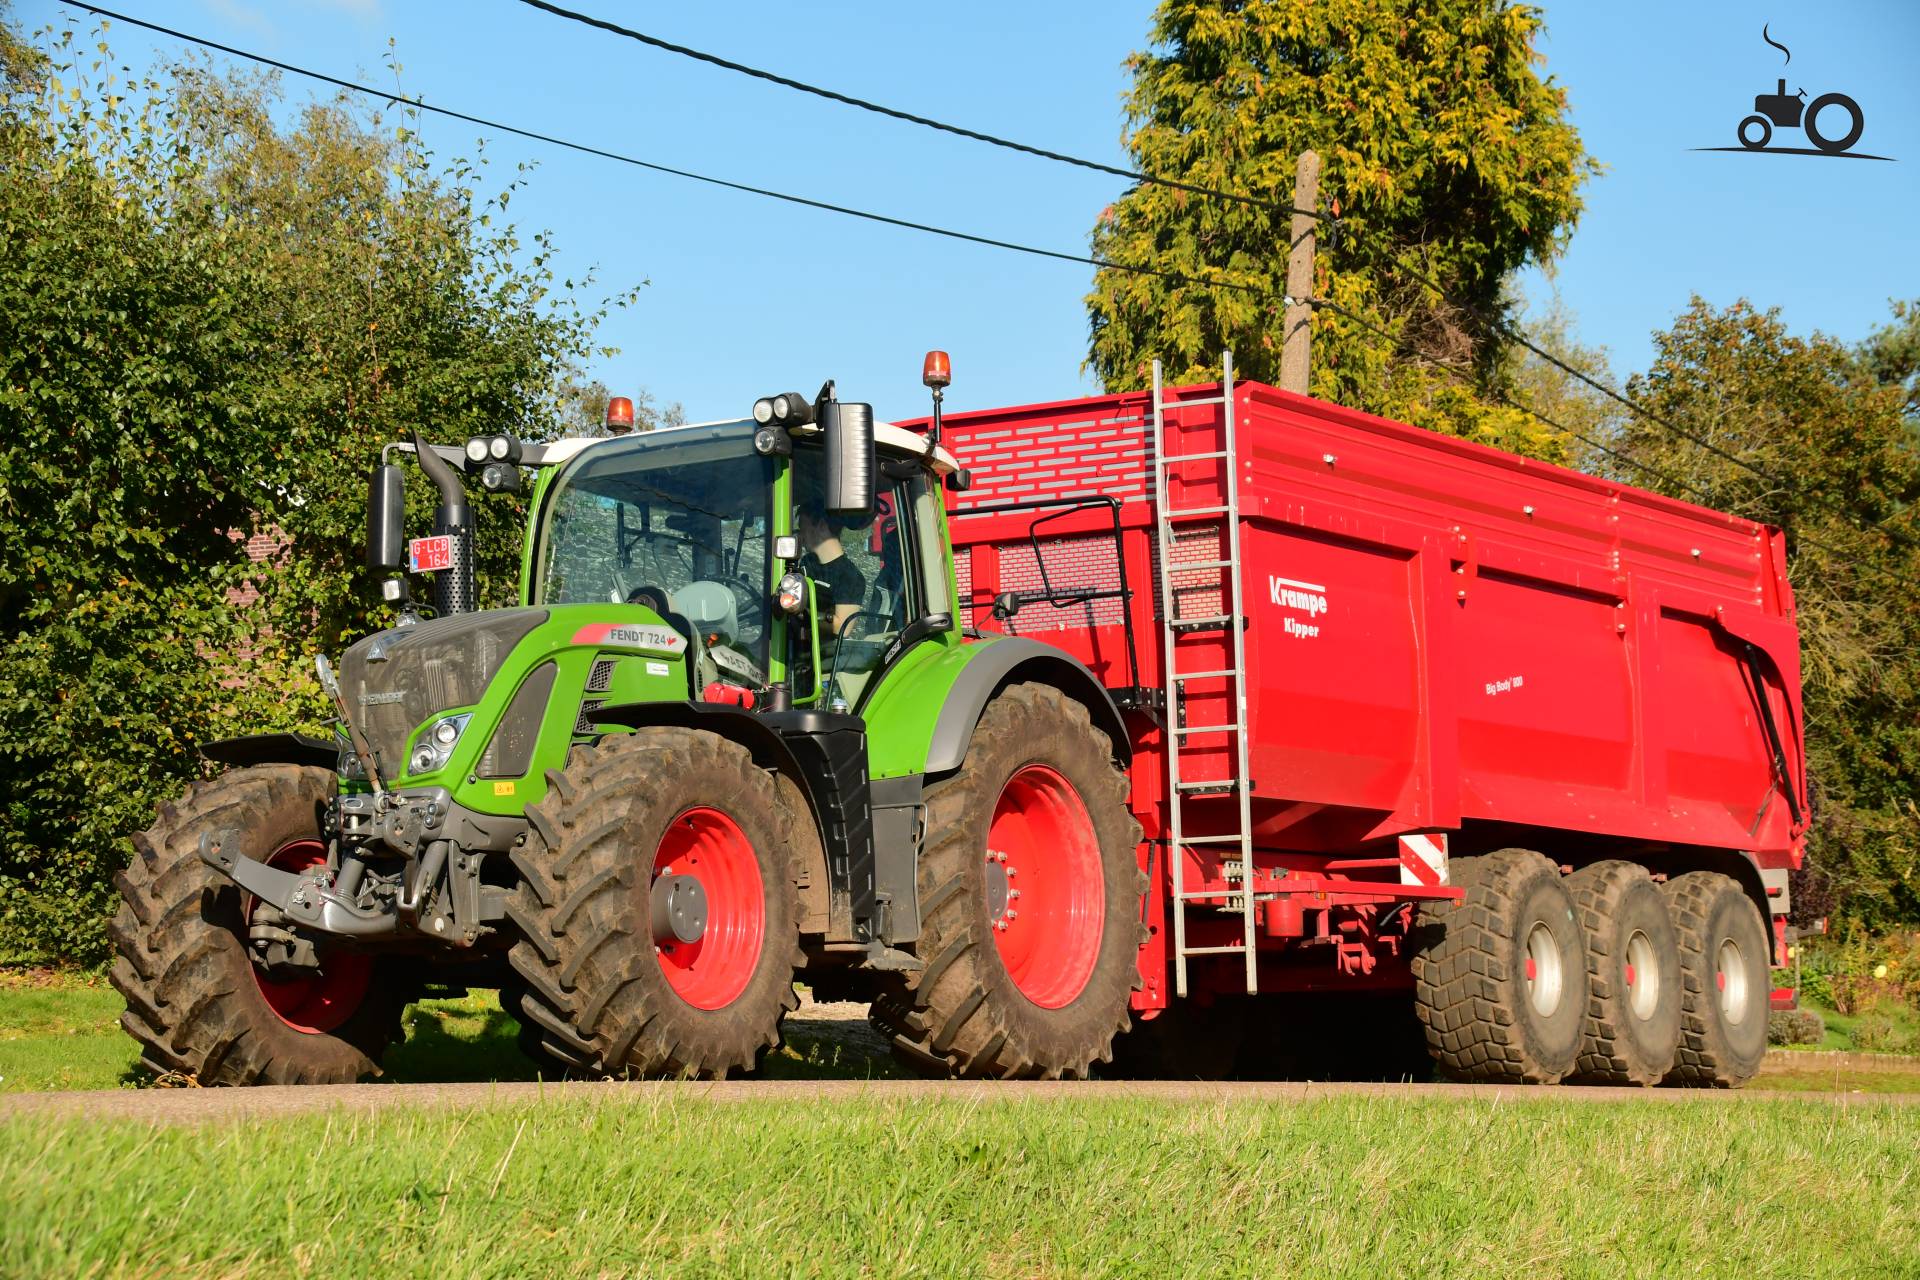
[652,808,765,1010]
[245,839,373,1034]
[986,765,1105,1009]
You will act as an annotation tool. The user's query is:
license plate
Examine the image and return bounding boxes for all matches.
[408,535,454,572]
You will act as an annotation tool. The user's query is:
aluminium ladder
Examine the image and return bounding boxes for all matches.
[1150,353,1258,997]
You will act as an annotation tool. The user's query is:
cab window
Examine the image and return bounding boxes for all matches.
[790,449,922,708]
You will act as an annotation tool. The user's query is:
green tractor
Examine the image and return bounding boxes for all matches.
[110,363,1145,1083]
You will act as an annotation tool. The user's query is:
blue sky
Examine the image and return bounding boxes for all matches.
[19,0,1920,425]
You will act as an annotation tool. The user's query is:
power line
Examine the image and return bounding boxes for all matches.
[61,1,1909,563]
[58,1,1300,307]
[517,0,1916,548]
[510,1,1781,486]
[513,0,1326,225]
[1327,299,1911,588]
[1316,299,1719,503]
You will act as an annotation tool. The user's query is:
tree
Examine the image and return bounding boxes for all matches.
[1858,299,1920,424]
[1086,0,1597,457]
[0,2,42,91]
[0,23,621,963]
[1611,299,1920,926]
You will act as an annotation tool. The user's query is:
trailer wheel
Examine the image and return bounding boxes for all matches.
[108,765,408,1085]
[1662,872,1769,1087]
[1411,848,1588,1083]
[873,683,1143,1079]
[1567,861,1682,1086]
[506,729,802,1078]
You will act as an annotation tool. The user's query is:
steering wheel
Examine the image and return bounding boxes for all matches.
[721,573,765,634]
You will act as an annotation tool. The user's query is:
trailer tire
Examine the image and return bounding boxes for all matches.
[108,765,408,1086]
[507,729,802,1079]
[1412,848,1588,1084]
[873,683,1143,1079]
[1567,861,1682,1086]
[1662,872,1769,1087]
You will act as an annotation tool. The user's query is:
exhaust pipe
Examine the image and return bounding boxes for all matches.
[412,427,477,615]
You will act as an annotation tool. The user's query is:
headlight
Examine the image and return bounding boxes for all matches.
[409,712,472,775]
[775,572,807,614]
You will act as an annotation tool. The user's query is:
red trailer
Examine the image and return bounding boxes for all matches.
[919,356,1805,1086]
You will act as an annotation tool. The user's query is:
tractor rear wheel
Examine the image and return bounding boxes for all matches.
[109,765,408,1085]
[1411,848,1588,1083]
[871,683,1143,1079]
[506,729,802,1078]
[1662,872,1769,1087]
[1568,860,1681,1085]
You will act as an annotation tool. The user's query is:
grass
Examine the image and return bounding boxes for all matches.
[2,1094,1917,1278]
[0,972,904,1093]
[4,973,1918,1276]
[1799,1000,1920,1055]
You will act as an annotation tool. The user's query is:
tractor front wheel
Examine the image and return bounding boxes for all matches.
[109,765,408,1085]
[872,683,1143,1079]
[506,729,803,1078]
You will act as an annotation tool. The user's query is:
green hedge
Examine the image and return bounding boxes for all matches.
[0,27,613,964]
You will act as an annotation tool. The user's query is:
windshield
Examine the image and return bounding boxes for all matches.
[535,422,772,683]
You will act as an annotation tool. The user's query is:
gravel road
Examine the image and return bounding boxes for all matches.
[3,999,1911,1125]
[4,1075,1914,1126]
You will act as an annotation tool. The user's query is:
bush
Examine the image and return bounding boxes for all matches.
[1767,1008,1825,1046]
[1795,929,1920,1015]
[0,23,614,965]
[1849,1004,1920,1056]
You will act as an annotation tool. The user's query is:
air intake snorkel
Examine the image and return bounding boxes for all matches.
[412,427,477,616]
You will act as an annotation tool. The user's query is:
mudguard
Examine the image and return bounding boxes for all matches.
[200,732,340,770]
[923,636,1131,774]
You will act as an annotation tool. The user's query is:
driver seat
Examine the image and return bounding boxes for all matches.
[675,581,740,642]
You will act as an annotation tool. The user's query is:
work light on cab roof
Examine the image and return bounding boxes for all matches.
[464,432,524,494]
[752,390,814,427]
[463,433,521,465]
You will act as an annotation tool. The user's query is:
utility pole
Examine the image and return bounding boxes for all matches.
[1280,149,1320,395]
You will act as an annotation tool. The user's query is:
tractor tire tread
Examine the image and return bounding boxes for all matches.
[872,683,1143,1081]
[505,729,803,1079]
[106,765,407,1086]
[1567,860,1681,1086]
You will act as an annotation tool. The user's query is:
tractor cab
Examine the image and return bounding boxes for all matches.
[524,395,963,716]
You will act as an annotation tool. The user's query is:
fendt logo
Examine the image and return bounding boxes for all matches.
[1269,575,1328,640]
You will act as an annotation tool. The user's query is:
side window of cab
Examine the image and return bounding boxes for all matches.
[791,450,921,708]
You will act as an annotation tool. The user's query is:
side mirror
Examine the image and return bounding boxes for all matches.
[367,464,406,572]
[820,399,875,518]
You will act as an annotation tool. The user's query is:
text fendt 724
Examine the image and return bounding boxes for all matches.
[112,352,1805,1087]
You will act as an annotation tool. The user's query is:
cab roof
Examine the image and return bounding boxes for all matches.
[530,418,960,474]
